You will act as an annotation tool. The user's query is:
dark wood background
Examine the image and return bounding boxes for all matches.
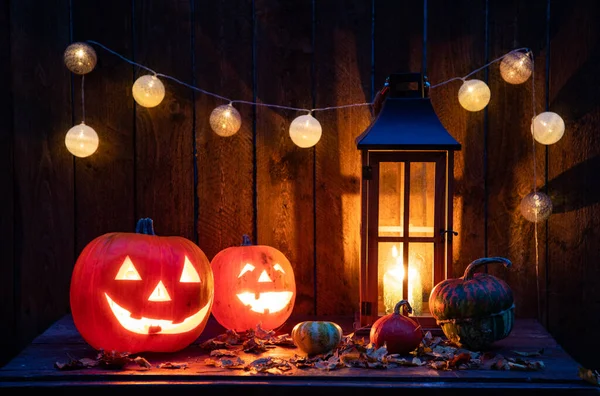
[1,0,598,370]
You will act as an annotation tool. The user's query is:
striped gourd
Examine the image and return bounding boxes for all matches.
[428,257,514,350]
[291,321,342,356]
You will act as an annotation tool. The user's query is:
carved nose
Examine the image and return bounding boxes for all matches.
[257,270,273,283]
[148,280,171,301]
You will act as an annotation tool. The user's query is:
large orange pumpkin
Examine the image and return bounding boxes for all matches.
[70,218,214,353]
[210,235,296,332]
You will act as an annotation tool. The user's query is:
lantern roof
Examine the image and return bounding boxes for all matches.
[356,73,461,151]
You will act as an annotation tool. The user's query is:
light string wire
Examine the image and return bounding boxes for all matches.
[86,40,529,114]
[81,74,85,122]
[530,50,542,322]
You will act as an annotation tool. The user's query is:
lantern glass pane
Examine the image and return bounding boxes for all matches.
[409,162,435,237]
[377,242,405,316]
[378,162,405,237]
[407,242,434,317]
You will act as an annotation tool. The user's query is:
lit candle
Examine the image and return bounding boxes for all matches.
[383,266,403,314]
[408,268,422,315]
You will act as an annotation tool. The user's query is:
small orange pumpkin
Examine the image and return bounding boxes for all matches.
[210,235,296,332]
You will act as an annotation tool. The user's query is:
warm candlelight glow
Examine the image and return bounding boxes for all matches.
[382,245,423,315]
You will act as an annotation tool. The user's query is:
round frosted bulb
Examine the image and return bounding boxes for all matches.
[458,79,491,112]
[64,42,97,75]
[500,51,533,84]
[65,122,99,158]
[531,111,565,145]
[289,114,322,148]
[520,192,553,223]
[132,75,165,108]
[209,104,242,137]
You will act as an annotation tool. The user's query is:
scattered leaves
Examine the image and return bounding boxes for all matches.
[96,350,132,370]
[512,348,544,357]
[157,362,188,370]
[133,356,152,369]
[578,367,600,386]
[204,356,246,369]
[210,349,238,357]
[55,350,152,371]
[490,354,545,371]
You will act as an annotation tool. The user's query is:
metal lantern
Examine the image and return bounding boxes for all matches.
[356,73,461,331]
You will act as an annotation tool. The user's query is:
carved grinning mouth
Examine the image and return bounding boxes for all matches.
[236,291,294,314]
[105,293,211,335]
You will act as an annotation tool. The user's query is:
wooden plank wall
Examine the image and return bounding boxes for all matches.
[1,0,599,370]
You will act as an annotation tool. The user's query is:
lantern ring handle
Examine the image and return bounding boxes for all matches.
[440,229,458,240]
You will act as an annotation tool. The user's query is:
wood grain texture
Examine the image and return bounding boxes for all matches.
[255,0,315,315]
[373,0,423,93]
[546,0,600,370]
[0,0,14,367]
[133,1,194,240]
[427,0,486,279]
[314,1,371,315]
[72,0,135,252]
[194,0,254,260]
[486,0,548,319]
[10,0,73,357]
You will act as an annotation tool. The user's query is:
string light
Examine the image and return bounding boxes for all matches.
[520,192,553,223]
[209,103,242,137]
[500,50,533,84]
[531,111,565,145]
[289,113,322,148]
[458,79,491,112]
[64,42,97,75]
[65,122,99,157]
[132,75,165,108]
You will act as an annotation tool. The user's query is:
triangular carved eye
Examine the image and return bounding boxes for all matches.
[115,256,142,280]
[180,256,201,283]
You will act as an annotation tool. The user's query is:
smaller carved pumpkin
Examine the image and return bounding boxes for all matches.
[370,300,423,354]
[292,321,342,356]
[210,235,296,332]
[429,257,514,350]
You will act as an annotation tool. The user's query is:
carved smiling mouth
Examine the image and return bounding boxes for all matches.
[105,293,211,335]
[236,291,294,314]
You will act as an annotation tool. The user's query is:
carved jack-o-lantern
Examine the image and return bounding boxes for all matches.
[69,218,214,353]
[210,235,296,332]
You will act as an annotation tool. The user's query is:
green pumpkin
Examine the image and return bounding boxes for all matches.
[428,257,514,350]
[291,321,342,356]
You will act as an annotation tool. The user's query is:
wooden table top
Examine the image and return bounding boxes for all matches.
[1,314,598,395]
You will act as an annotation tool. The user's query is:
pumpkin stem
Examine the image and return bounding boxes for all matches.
[463,257,512,280]
[393,300,413,315]
[241,234,253,246]
[135,218,156,235]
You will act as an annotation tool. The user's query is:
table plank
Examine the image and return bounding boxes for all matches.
[1,315,597,395]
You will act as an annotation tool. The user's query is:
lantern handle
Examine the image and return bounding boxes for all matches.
[393,300,413,316]
[440,229,458,241]
[463,257,512,280]
[135,218,156,235]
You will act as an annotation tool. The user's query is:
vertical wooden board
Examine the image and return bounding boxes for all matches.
[427,0,486,278]
[10,0,73,351]
[0,0,14,367]
[194,0,254,260]
[72,0,135,252]
[486,0,548,319]
[546,0,600,369]
[134,1,194,240]
[314,1,371,315]
[255,0,315,315]
[373,0,423,94]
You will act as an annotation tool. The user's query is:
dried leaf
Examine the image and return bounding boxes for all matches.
[79,358,99,368]
[54,359,85,371]
[271,334,296,347]
[447,352,471,369]
[255,323,276,340]
[210,349,238,357]
[578,367,600,386]
[512,348,544,357]
[365,344,388,362]
[157,362,187,369]
[216,329,242,344]
[204,356,245,369]
[133,356,152,369]
[199,339,229,351]
[97,350,131,370]
[243,337,268,353]
[430,361,448,370]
